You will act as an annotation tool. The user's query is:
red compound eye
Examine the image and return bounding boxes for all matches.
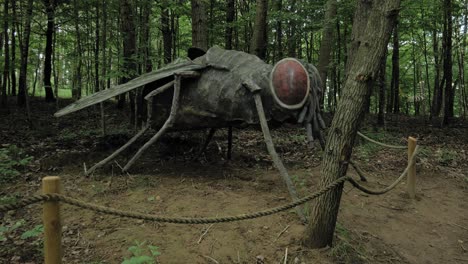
[270,58,310,110]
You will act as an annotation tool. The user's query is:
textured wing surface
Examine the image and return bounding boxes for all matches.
[54,61,205,117]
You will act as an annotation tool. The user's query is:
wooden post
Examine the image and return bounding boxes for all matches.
[42,176,62,264]
[407,137,417,199]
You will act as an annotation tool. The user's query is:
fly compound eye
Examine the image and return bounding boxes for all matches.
[270,58,310,110]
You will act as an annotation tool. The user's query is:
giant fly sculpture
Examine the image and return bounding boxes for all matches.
[55,46,325,222]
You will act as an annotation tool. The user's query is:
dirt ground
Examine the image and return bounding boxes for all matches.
[1,98,467,264]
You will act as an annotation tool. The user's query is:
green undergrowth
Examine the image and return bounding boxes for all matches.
[0,145,32,183]
[330,223,367,263]
[122,240,161,264]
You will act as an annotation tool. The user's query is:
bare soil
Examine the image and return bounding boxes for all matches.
[1,98,467,264]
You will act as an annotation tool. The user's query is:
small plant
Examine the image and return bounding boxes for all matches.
[435,147,459,166]
[122,240,161,264]
[0,144,32,182]
[329,223,367,263]
[0,194,18,205]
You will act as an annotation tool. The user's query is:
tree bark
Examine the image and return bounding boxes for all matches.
[225,0,235,50]
[443,0,453,125]
[191,0,208,51]
[10,0,16,97]
[431,21,443,118]
[1,0,9,108]
[17,0,33,108]
[303,0,400,248]
[117,0,137,110]
[161,0,172,64]
[377,48,388,126]
[390,20,400,114]
[43,0,56,102]
[317,0,337,109]
[72,0,82,100]
[250,0,268,60]
[273,0,283,61]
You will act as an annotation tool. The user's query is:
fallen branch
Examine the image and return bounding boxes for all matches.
[275,225,290,242]
[197,224,214,244]
[202,255,219,264]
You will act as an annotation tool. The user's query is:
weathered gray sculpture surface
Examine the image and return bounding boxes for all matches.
[56,46,325,222]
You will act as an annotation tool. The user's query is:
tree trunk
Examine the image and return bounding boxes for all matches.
[17,0,33,108]
[250,0,268,60]
[273,0,283,61]
[43,0,56,102]
[431,23,443,118]
[117,0,137,114]
[377,48,388,126]
[317,0,337,109]
[287,0,297,57]
[303,0,400,248]
[390,20,400,114]
[225,0,235,50]
[191,0,208,51]
[1,0,9,109]
[443,0,453,125]
[161,0,172,64]
[72,0,82,100]
[10,0,16,97]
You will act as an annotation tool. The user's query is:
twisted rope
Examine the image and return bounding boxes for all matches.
[0,176,350,224]
[357,131,407,149]
[0,146,419,223]
[347,145,419,195]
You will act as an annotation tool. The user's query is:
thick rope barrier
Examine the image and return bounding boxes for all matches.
[0,176,350,224]
[357,131,407,149]
[348,145,419,195]
[0,146,419,224]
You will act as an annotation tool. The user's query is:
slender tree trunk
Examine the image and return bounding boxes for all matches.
[94,2,100,94]
[43,0,56,102]
[1,0,9,108]
[161,0,172,64]
[317,0,337,109]
[303,0,400,248]
[118,0,137,117]
[273,0,283,61]
[431,21,443,117]
[10,0,16,97]
[72,0,82,100]
[287,0,297,57]
[142,0,152,73]
[421,5,431,117]
[390,20,400,114]
[377,48,388,125]
[17,0,33,110]
[225,0,235,50]
[250,0,268,60]
[191,0,208,51]
[443,0,453,125]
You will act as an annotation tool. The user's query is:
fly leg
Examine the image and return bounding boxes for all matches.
[227,126,233,160]
[197,126,233,160]
[243,81,307,223]
[84,80,175,176]
[197,128,217,157]
[122,71,200,172]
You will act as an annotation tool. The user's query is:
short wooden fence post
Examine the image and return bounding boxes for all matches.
[42,176,62,264]
[407,137,417,199]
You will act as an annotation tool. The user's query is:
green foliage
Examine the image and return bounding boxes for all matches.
[0,194,19,205]
[435,147,460,166]
[330,223,367,263]
[0,145,32,182]
[122,240,161,264]
[20,225,44,240]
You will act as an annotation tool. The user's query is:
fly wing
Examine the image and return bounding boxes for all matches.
[54,61,206,117]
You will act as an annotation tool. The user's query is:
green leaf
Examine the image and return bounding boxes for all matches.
[21,225,44,239]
